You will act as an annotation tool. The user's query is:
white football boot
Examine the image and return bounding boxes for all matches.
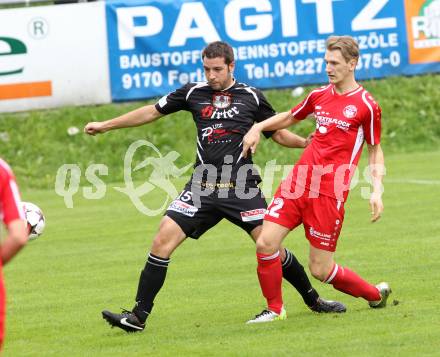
[246,307,287,324]
[369,282,392,308]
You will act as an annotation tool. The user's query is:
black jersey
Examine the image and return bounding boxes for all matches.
[155,81,275,183]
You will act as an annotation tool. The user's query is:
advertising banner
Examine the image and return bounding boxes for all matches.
[404,0,440,67]
[106,0,440,102]
[0,2,111,113]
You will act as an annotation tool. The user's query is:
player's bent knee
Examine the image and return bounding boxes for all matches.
[255,235,277,255]
[308,262,330,281]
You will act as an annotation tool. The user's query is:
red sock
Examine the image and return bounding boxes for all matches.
[324,264,380,301]
[257,252,283,314]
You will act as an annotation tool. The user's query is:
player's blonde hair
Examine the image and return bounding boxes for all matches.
[326,36,359,63]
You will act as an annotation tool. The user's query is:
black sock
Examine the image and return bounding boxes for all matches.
[282,248,319,307]
[132,253,170,323]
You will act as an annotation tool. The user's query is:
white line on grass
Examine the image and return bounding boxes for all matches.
[380,179,440,185]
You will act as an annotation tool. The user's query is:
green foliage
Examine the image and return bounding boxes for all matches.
[0,74,439,189]
[4,150,440,356]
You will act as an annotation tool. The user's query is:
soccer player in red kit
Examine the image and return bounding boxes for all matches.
[242,36,391,323]
[0,158,28,346]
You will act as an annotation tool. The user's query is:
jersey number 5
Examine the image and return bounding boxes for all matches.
[178,190,193,202]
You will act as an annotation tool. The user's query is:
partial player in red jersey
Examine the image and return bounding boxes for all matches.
[242,36,391,323]
[0,158,28,347]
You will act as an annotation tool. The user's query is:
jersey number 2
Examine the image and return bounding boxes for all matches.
[267,198,284,218]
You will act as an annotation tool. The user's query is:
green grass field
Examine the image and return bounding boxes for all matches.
[1,74,439,189]
[4,150,440,356]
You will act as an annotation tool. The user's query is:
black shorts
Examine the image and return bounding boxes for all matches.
[165,181,267,239]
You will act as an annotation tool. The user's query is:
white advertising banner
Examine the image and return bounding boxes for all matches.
[0,2,110,113]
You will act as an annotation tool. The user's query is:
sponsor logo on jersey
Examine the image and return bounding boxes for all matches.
[343,105,358,119]
[315,112,351,132]
[200,104,240,120]
[168,200,198,217]
[240,208,266,222]
[202,123,224,139]
[201,123,240,143]
[309,227,332,240]
[212,92,231,109]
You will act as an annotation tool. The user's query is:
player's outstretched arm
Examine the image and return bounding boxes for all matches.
[1,219,28,265]
[242,111,298,157]
[367,143,385,222]
[84,104,164,136]
[260,111,298,132]
[271,129,306,148]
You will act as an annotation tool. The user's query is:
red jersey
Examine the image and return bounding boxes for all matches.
[0,158,24,226]
[285,84,381,202]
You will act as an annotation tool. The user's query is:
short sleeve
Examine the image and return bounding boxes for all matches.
[291,91,316,120]
[254,90,276,138]
[362,94,382,145]
[0,163,24,226]
[155,83,192,115]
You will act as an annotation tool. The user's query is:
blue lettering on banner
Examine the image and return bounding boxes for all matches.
[105,0,439,101]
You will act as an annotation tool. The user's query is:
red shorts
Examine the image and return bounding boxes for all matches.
[264,186,345,252]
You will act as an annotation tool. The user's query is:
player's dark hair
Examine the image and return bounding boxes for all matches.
[202,41,234,65]
[326,35,359,63]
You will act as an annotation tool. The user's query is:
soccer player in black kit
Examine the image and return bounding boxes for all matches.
[84,41,345,332]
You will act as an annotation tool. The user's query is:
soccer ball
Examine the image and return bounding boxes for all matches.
[22,202,46,241]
